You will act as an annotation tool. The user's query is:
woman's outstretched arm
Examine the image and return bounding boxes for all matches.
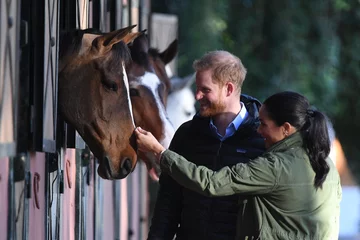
[159,149,278,196]
[135,126,278,196]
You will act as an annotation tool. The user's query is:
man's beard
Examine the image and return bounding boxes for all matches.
[199,99,226,117]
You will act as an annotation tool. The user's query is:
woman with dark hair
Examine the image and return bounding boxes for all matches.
[135,91,341,240]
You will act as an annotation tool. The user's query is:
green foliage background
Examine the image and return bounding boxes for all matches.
[152,0,360,182]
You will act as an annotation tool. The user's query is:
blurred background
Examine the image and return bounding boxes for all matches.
[150,0,360,239]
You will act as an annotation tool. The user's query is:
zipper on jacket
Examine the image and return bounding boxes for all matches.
[208,140,223,239]
[214,141,223,169]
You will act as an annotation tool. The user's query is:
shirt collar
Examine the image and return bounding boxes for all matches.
[232,102,248,130]
[209,102,248,140]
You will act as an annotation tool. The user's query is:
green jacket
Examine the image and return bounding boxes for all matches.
[160,132,342,240]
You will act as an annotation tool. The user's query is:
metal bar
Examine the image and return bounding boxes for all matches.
[12,0,21,157]
[115,0,123,29]
[93,161,97,240]
[113,181,121,240]
[95,169,104,240]
[18,0,31,154]
[81,165,87,240]
[75,149,83,240]
[59,0,76,31]
[23,158,30,240]
[7,157,15,240]
[128,0,132,26]
[139,163,148,240]
[57,149,65,239]
[138,0,143,30]
[66,125,85,150]
[92,0,100,30]
[30,0,58,153]
[109,0,116,30]
[45,153,51,240]
[31,0,46,152]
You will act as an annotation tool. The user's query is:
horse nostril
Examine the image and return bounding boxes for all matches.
[120,158,132,176]
[102,155,112,179]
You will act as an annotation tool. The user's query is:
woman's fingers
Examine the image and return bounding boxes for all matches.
[135,127,153,152]
[135,127,164,156]
[136,126,148,134]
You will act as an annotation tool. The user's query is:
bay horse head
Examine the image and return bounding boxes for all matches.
[58,26,141,179]
[127,34,178,180]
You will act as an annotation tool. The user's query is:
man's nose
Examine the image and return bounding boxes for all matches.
[195,91,202,100]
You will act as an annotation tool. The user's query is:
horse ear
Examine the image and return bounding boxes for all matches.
[159,39,178,64]
[170,73,195,92]
[93,25,141,51]
[121,32,143,45]
[184,73,196,88]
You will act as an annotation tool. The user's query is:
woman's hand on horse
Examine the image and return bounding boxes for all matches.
[135,127,165,158]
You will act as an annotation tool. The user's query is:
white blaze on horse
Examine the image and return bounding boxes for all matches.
[127,34,178,180]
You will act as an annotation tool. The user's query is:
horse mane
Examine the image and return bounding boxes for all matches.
[129,45,151,69]
[128,35,152,70]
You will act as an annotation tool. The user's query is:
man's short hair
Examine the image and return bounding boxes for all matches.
[193,50,247,93]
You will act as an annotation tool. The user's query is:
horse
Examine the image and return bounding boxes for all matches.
[166,74,196,130]
[58,25,141,180]
[147,39,178,105]
[142,36,196,131]
[127,34,178,180]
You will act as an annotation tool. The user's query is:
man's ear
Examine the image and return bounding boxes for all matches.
[226,82,235,96]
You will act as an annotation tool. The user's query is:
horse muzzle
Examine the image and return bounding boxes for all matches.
[98,155,134,179]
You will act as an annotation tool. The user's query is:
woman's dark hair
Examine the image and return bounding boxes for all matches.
[263,91,330,189]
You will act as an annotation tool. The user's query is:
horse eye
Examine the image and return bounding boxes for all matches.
[102,80,118,91]
[130,88,140,97]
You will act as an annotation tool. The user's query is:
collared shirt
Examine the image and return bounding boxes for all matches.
[210,102,248,141]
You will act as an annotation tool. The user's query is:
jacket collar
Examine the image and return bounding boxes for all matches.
[266,132,303,153]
